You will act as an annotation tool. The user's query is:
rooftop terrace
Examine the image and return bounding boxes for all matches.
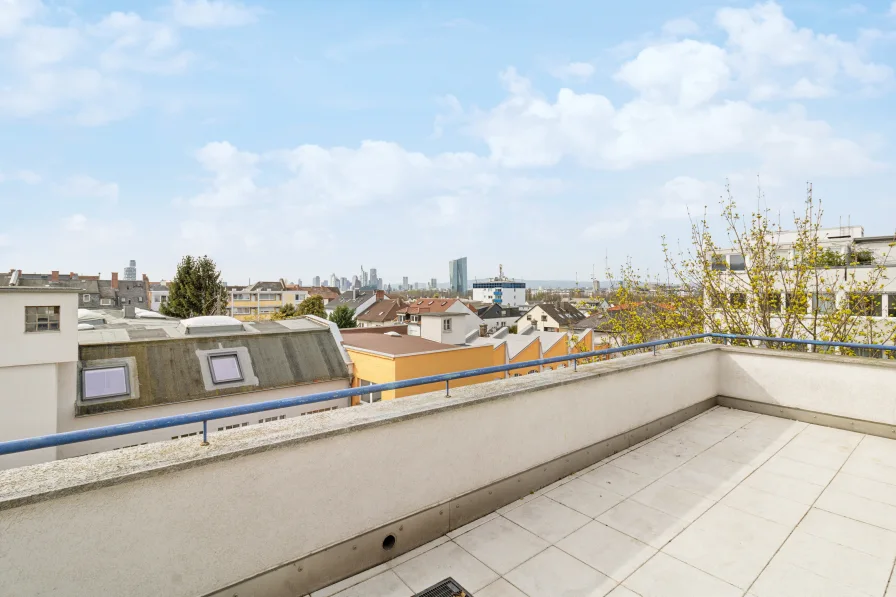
[1,340,895,597]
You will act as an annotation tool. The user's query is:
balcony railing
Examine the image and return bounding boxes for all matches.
[1,333,894,457]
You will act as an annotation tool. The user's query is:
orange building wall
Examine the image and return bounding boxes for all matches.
[345,348,398,404]
[393,345,500,398]
[542,336,570,371]
[508,340,542,377]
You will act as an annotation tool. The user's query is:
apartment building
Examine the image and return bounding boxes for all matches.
[0,285,352,469]
[355,298,405,328]
[397,298,484,342]
[324,289,386,318]
[2,268,150,308]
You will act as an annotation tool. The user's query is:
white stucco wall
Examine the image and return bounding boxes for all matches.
[0,364,59,469]
[717,348,896,425]
[0,347,718,597]
[0,291,78,368]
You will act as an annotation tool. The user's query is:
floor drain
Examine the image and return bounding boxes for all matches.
[412,577,473,597]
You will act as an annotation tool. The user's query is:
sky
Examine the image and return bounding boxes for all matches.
[1,0,895,286]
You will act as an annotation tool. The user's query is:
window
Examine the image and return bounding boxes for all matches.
[761,292,782,313]
[526,315,532,321]
[443,318,452,332]
[138,296,143,303]
[82,294,91,302]
[82,366,129,400]
[358,380,382,404]
[729,293,747,309]
[232,307,252,315]
[25,306,60,332]
[711,255,727,271]
[259,415,286,424]
[729,254,746,271]
[848,294,883,317]
[785,292,808,314]
[889,295,896,318]
[100,299,112,306]
[208,353,243,384]
[816,293,836,314]
[541,315,548,322]
[410,315,419,323]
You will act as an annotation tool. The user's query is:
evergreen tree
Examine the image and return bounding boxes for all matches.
[161,255,228,319]
[329,305,357,328]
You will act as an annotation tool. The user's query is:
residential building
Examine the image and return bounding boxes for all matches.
[5,269,148,309]
[355,298,405,328]
[123,259,137,281]
[341,327,501,402]
[117,273,150,307]
[449,256,468,294]
[713,225,896,339]
[397,298,484,342]
[472,265,527,306]
[324,289,386,319]
[228,281,286,321]
[0,288,351,470]
[518,302,586,332]
[283,284,341,305]
[149,282,169,312]
[477,303,521,333]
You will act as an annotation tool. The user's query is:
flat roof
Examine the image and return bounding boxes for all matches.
[343,332,468,356]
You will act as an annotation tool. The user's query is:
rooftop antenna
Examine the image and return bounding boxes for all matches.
[499,263,504,279]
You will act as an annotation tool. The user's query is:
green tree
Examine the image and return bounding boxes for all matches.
[161,255,228,319]
[329,305,357,328]
[296,295,326,318]
[508,324,518,334]
[271,303,298,320]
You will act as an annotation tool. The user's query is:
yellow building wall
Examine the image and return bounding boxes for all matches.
[509,340,542,377]
[393,345,500,399]
[345,348,398,404]
[542,337,570,371]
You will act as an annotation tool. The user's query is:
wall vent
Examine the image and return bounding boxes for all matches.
[412,578,472,597]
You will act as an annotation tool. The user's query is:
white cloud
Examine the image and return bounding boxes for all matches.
[840,3,867,15]
[583,219,632,240]
[0,233,10,248]
[63,175,119,201]
[637,176,724,220]
[662,18,700,37]
[171,0,260,29]
[891,1,896,15]
[0,0,41,37]
[550,61,596,80]
[615,40,730,107]
[63,214,87,231]
[717,1,892,99]
[13,25,81,67]
[188,141,260,207]
[0,169,40,184]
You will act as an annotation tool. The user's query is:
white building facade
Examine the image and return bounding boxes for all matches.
[472,280,527,307]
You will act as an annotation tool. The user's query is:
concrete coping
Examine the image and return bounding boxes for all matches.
[0,343,718,510]
[0,287,82,293]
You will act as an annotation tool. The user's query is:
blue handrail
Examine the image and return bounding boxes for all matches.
[1,332,893,456]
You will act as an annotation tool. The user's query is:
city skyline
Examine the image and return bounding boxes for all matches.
[2,1,895,282]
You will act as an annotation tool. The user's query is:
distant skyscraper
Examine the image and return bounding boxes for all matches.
[361,268,368,288]
[430,278,438,290]
[312,275,321,287]
[370,268,378,289]
[297,278,303,287]
[123,260,137,281]
[340,277,349,290]
[449,257,468,294]
[329,273,338,288]
[402,276,408,291]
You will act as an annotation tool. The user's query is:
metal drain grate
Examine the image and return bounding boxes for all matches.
[412,577,473,597]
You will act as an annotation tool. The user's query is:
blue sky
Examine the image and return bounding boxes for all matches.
[1,0,895,285]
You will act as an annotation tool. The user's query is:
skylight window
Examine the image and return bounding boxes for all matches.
[83,366,130,400]
[209,353,243,384]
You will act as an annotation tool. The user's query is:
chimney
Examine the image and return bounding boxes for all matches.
[51,270,59,282]
[479,324,488,337]
[111,272,119,289]
[376,290,384,301]
[70,272,78,281]
[352,289,358,300]
[124,305,136,318]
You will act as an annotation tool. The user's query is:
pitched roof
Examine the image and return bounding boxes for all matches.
[356,298,405,323]
[246,281,285,292]
[327,290,378,311]
[477,304,521,320]
[343,332,466,356]
[399,297,469,315]
[537,302,585,325]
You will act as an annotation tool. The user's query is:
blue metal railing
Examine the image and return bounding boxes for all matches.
[1,332,894,456]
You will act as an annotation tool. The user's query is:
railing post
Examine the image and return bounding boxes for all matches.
[573,358,577,371]
[653,344,657,356]
[445,380,450,397]
[201,420,209,446]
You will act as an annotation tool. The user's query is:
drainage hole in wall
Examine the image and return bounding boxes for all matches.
[382,535,396,550]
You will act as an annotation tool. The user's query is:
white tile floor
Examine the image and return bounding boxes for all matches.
[313,407,896,597]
